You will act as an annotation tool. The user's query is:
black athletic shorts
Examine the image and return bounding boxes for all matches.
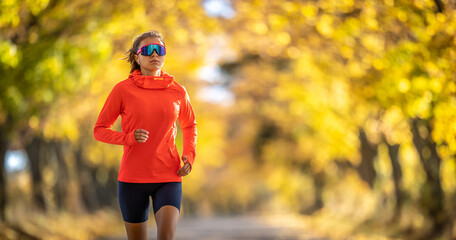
[118,181,182,223]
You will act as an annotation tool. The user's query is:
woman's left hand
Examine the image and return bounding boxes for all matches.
[177,155,192,176]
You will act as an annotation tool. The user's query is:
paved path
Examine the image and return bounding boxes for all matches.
[99,215,329,240]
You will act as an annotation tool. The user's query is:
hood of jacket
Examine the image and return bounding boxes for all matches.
[129,70,174,89]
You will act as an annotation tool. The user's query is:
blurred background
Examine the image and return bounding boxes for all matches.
[1,0,456,239]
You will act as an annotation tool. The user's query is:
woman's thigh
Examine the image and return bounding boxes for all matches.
[152,182,182,239]
[152,182,182,214]
[118,181,151,223]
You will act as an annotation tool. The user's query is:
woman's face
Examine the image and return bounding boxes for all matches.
[135,37,165,72]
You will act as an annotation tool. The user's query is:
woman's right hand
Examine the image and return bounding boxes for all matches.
[134,129,149,143]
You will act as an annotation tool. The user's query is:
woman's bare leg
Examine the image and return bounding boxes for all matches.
[124,221,148,240]
[154,205,180,240]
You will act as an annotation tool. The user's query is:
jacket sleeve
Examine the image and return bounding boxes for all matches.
[93,85,137,146]
[178,89,197,167]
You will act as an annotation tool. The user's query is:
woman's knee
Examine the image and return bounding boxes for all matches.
[124,221,148,240]
[155,205,179,240]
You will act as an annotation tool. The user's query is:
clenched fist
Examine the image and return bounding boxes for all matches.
[134,129,149,143]
[177,155,191,176]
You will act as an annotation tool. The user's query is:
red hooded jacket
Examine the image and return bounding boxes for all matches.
[94,70,197,183]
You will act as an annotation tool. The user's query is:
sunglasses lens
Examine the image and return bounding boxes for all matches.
[140,44,166,56]
[146,46,153,55]
[157,46,166,55]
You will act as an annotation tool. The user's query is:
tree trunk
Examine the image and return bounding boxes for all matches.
[410,117,447,235]
[83,165,119,209]
[253,121,278,163]
[306,170,324,214]
[74,143,99,212]
[24,136,47,211]
[385,141,403,222]
[0,126,8,221]
[357,128,378,189]
[105,168,119,207]
[52,140,68,210]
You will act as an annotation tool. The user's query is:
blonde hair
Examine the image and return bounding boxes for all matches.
[125,31,165,73]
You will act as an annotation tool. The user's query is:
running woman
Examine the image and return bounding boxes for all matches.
[94,31,197,240]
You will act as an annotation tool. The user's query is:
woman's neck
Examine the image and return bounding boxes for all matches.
[141,68,161,76]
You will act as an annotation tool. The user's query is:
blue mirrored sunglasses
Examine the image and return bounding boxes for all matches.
[136,43,166,56]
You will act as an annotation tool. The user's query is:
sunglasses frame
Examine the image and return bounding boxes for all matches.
[136,43,166,56]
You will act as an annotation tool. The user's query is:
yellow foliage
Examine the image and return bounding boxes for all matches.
[300,4,317,19]
[268,14,288,30]
[316,14,334,37]
[361,34,384,54]
[248,22,268,35]
[25,0,50,15]
[266,166,315,212]
[0,41,19,67]
[0,0,20,27]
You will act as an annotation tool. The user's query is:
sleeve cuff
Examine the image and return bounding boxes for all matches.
[183,152,195,168]
[125,131,138,146]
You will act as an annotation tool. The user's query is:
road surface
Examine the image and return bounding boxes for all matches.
[98,215,329,240]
